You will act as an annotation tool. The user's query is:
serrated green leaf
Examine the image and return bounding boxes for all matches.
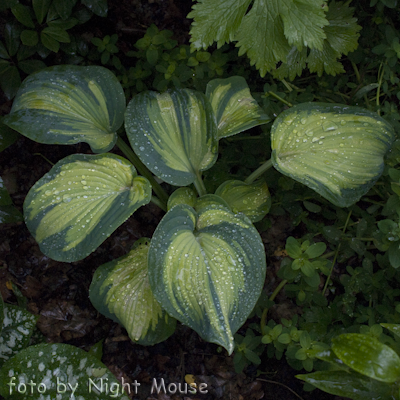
[20,30,38,47]
[332,333,400,382]
[0,343,130,399]
[23,153,151,262]
[188,0,252,49]
[4,65,125,153]
[215,179,271,222]
[0,304,37,368]
[90,239,176,345]
[125,89,218,186]
[11,4,35,28]
[271,103,395,207]
[82,0,107,17]
[148,195,266,354]
[296,370,394,399]
[33,0,52,24]
[189,0,329,78]
[205,76,270,139]
[42,26,70,43]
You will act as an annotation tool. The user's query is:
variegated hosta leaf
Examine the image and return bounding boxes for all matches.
[89,238,176,345]
[3,65,125,153]
[125,89,218,186]
[215,179,271,222]
[271,103,395,207]
[24,153,151,262]
[206,76,270,139]
[167,187,197,210]
[148,195,266,354]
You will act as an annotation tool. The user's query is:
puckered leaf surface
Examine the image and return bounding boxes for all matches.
[271,103,395,207]
[90,239,176,345]
[148,195,266,354]
[3,65,125,153]
[24,153,151,262]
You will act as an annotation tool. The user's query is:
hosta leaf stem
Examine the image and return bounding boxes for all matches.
[116,136,168,210]
[245,159,273,184]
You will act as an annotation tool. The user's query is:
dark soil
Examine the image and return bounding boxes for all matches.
[0,2,346,399]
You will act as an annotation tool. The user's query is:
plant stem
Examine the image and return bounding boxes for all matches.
[116,136,169,207]
[260,279,288,334]
[267,91,293,107]
[33,153,54,166]
[322,209,352,295]
[352,61,370,109]
[245,159,274,184]
[150,196,166,212]
[376,62,384,115]
[194,171,207,197]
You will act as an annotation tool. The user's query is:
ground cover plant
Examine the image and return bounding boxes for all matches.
[1,0,400,399]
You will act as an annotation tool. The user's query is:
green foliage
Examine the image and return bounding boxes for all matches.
[188,0,361,78]
[297,327,400,399]
[119,24,241,96]
[3,62,395,357]
[0,0,108,99]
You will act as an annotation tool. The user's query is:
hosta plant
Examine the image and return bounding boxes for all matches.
[3,65,395,354]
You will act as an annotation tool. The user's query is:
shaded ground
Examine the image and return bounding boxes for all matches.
[0,2,346,399]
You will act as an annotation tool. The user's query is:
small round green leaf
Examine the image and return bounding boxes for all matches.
[206,76,270,139]
[0,343,130,399]
[148,195,266,354]
[125,89,218,186]
[23,153,151,262]
[215,179,271,222]
[4,65,125,153]
[20,30,38,47]
[332,333,400,382]
[271,103,395,207]
[90,239,176,345]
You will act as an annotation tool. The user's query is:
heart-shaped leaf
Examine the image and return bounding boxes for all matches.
[215,179,271,222]
[0,343,130,399]
[24,153,151,262]
[90,238,176,345]
[206,76,270,139]
[148,195,266,354]
[125,89,218,186]
[4,65,125,153]
[332,333,400,383]
[271,103,395,207]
